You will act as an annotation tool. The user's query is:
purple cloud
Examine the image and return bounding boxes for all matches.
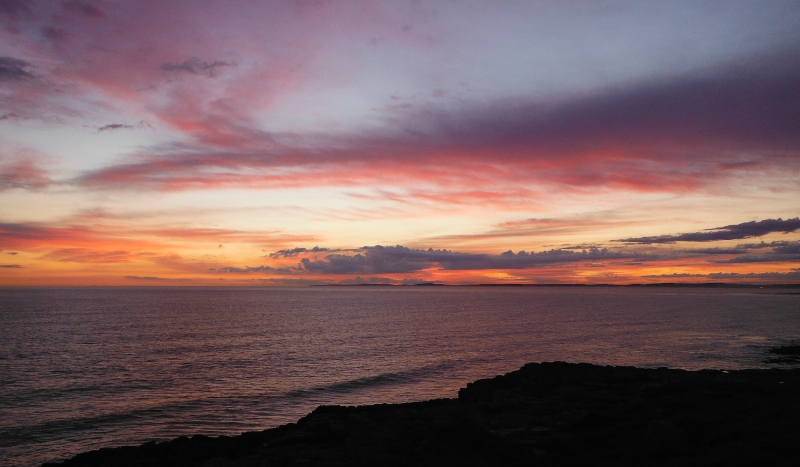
[300,245,632,274]
[707,271,800,280]
[160,57,231,78]
[0,56,33,81]
[617,218,800,244]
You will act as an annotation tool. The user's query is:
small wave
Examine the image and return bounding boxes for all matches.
[0,408,151,448]
[0,382,157,407]
[284,361,457,399]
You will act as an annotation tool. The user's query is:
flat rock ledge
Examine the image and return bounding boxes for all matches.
[44,362,800,467]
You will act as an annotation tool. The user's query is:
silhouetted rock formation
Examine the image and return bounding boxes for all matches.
[44,362,800,466]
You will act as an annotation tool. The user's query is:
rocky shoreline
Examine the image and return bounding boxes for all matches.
[44,361,800,466]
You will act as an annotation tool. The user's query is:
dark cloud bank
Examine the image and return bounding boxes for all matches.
[216,246,632,276]
[218,241,800,280]
[217,219,800,276]
[299,245,629,275]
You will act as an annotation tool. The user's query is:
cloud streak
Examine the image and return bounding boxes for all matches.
[0,221,315,252]
[618,218,800,244]
[96,121,151,132]
[160,57,231,78]
[269,246,332,258]
[214,265,297,274]
[42,248,132,263]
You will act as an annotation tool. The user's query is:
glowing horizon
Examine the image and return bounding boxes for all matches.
[1,1,799,286]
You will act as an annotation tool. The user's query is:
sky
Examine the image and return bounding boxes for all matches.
[1,0,800,286]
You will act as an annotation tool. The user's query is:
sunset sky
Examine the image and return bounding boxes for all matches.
[1,0,799,285]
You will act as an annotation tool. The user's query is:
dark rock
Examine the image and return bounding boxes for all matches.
[765,344,800,364]
[770,345,800,355]
[43,362,800,466]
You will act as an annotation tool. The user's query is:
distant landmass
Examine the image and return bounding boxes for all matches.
[45,359,800,466]
[316,282,800,288]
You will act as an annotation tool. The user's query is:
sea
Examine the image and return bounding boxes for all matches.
[1,286,799,467]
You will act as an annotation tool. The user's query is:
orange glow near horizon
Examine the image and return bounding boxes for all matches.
[1,2,799,286]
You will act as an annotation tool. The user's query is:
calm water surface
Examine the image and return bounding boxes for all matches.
[1,286,799,466]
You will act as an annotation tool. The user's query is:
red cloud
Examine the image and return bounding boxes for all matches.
[0,222,317,252]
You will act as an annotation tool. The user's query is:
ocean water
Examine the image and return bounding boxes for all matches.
[1,286,799,467]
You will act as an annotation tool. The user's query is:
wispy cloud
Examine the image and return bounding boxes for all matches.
[0,221,159,251]
[96,121,151,132]
[269,246,333,258]
[0,221,314,252]
[421,216,633,246]
[160,57,231,78]
[124,275,195,282]
[97,123,132,132]
[42,248,132,263]
[617,218,800,244]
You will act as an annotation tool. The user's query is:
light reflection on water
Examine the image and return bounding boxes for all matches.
[0,286,798,466]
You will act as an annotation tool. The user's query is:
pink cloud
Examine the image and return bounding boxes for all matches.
[1,1,433,128]
[0,153,50,189]
[2,3,797,201]
[62,48,800,199]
